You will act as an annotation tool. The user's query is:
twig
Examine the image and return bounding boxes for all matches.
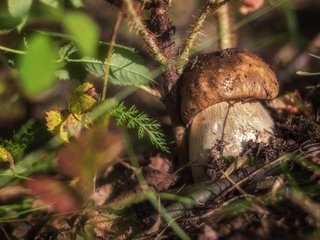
[177,0,230,74]
[122,0,168,65]
[137,85,161,98]
[102,11,123,100]
[0,45,25,55]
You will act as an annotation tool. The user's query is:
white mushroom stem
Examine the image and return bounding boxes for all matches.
[189,101,274,181]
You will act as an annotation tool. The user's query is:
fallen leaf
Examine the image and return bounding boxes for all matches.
[57,129,123,197]
[25,176,80,214]
[198,225,218,240]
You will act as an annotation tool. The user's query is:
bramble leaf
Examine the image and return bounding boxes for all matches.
[85,47,154,86]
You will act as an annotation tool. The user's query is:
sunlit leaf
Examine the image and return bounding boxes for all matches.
[45,110,63,133]
[62,12,99,57]
[18,35,58,96]
[0,145,15,170]
[8,0,32,17]
[39,0,60,8]
[70,0,84,8]
[59,114,84,142]
[85,47,154,86]
[55,69,70,80]
[70,82,98,114]
[8,0,32,30]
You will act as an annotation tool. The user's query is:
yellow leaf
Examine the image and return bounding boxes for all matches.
[59,114,85,142]
[70,82,98,114]
[0,145,15,170]
[46,110,63,133]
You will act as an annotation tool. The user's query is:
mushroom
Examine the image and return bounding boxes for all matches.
[179,48,279,181]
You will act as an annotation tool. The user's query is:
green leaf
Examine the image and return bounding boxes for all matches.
[70,0,84,8]
[58,43,78,59]
[85,47,154,86]
[39,0,60,8]
[18,35,58,96]
[0,16,22,34]
[110,103,169,153]
[62,12,99,57]
[8,0,33,17]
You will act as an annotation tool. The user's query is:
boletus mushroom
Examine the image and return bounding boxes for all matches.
[179,48,279,181]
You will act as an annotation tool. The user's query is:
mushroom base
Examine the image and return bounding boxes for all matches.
[189,101,274,182]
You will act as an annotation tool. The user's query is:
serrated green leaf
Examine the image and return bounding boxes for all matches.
[85,47,153,86]
[18,35,58,96]
[8,0,32,17]
[62,12,99,57]
[58,43,78,59]
[55,69,70,80]
[39,0,60,8]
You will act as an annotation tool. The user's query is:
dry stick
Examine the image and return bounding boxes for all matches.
[102,11,123,100]
[177,0,230,74]
[122,0,168,66]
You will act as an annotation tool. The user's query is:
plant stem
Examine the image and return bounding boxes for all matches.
[177,0,230,74]
[216,1,235,49]
[0,46,25,55]
[102,11,123,101]
[123,130,190,240]
[122,0,168,66]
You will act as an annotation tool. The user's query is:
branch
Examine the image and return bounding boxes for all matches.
[144,140,320,220]
[177,0,230,74]
[122,0,169,65]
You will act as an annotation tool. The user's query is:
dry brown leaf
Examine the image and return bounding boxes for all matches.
[57,129,123,197]
[25,176,80,214]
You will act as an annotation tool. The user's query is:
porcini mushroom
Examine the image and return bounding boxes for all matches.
[179,48,279,181]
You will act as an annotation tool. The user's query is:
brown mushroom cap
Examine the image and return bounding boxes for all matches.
[180,48,279,124]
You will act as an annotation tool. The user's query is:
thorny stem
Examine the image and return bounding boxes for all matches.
[177,0,230,74]
[102,11,123,101]
[122,0,169,65]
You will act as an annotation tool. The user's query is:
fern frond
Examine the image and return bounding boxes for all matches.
[110,103,169,153]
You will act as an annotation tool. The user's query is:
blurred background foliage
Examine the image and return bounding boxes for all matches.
[0,0,320,239]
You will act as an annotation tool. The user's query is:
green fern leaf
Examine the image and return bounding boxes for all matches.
[110,103,169,153]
